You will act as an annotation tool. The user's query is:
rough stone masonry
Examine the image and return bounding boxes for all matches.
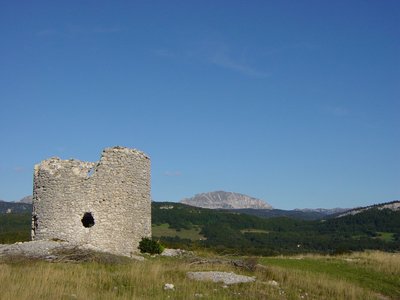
[31,146,151,257]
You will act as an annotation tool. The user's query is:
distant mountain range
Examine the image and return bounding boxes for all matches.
[240,201,400,220]
[336,200,400,218]
[0,201,31,214]
[179,191,400,221]
[0,196,32,204]
[226,208,340,221]
[181,191,273,209]
[294,207,349,215]
[0,196,32,214]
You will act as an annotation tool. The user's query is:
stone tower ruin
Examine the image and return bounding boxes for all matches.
[32,146,151,256]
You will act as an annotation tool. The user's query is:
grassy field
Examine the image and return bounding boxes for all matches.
[0,251,398,299]
[261,251,400,299]
[152,223,205,241]
[376,232,395,242]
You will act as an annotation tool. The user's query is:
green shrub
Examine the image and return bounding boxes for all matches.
[138,238,164,254]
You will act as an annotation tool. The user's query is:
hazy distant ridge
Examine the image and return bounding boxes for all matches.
[181,191,272,209]
[17,196,33,204]
[294,207,349,215]
[337,200,400,217]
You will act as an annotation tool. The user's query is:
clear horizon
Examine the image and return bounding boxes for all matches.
[3,192,399,211]
[0,1,399,210]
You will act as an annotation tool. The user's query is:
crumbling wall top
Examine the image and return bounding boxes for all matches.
[103,146,150,159]
[34,146,150,177]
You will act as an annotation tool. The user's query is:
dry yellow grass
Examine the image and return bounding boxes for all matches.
[263,264,377,300]
[0,257,274,300]
[0,251,398,299]
[350,250,400,275]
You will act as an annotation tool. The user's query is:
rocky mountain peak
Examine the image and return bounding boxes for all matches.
[180,191,272,209]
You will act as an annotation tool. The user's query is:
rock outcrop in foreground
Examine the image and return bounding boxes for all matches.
[0,240,144,261]
[181,191,272,209]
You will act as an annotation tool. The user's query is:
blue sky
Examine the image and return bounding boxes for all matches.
[0,1,399,209]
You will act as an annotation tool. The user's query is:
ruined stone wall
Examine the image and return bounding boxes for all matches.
[32,146,151,256]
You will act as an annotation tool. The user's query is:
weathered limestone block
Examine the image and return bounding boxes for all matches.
[32,146,151,257]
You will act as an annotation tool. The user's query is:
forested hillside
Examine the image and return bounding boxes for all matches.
[153,202,400,255]
[0,213,31,243]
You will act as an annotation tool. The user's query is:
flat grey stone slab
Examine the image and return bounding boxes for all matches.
[187,271,256,285]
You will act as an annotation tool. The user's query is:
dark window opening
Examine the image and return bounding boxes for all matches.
[81,212,95,228]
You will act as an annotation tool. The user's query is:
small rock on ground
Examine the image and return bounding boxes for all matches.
[267,280,279,287]
[163,283,175,290]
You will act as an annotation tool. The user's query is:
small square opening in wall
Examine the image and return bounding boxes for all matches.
[81,212,95,228]
[87,167,95,177]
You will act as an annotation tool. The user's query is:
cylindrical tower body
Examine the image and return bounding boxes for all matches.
[32,146,151,256]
